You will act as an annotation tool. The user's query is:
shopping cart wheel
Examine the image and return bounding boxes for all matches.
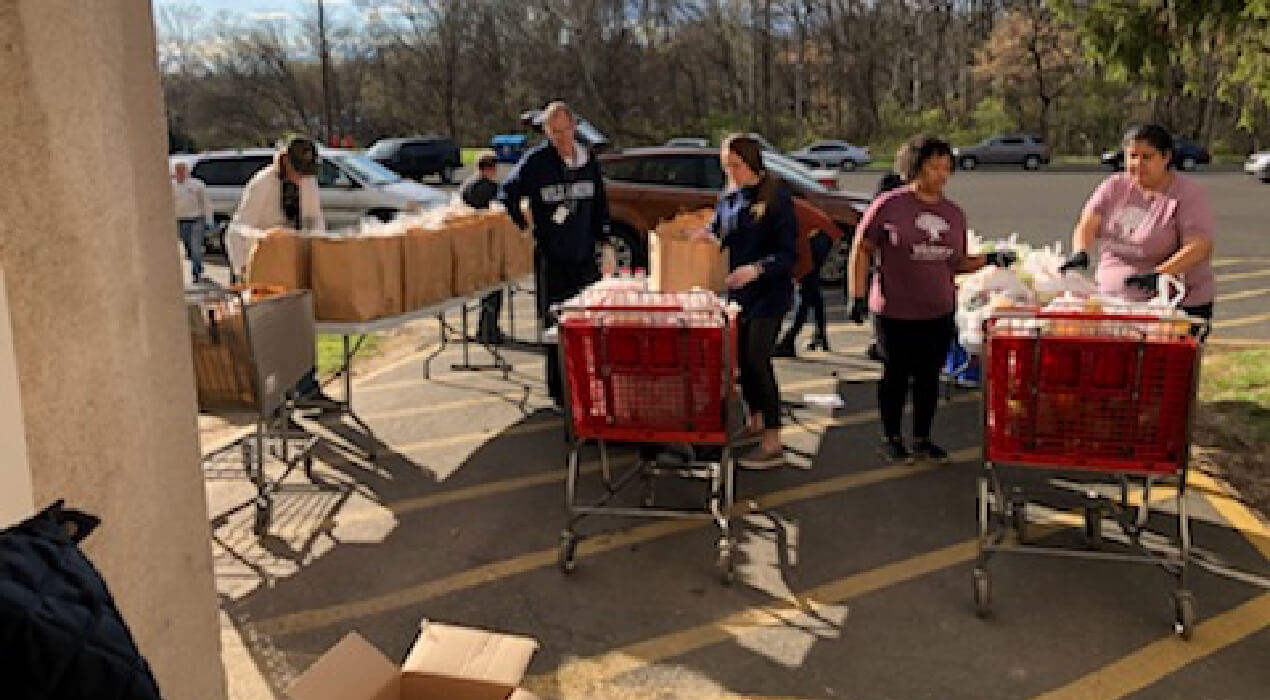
[1011,502,1028,544]
[716,538,736,586]
[1173,590,1196,640]
[972,567,992,617]
[557,531,578,574]
[1084,505,1103,548]
[253,497,271,536]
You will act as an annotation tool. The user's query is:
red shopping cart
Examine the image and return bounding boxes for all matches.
[974,309,1206,638]
[554,290,741,583]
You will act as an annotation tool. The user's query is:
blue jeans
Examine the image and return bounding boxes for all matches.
[178,219,205,278]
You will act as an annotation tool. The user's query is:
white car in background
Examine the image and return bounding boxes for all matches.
[788,139,873,171]
[1245,150,1270,183]
[169,148,450,252]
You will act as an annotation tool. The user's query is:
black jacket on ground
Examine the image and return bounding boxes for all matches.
[499,141,610,265]
[1,501,163,700]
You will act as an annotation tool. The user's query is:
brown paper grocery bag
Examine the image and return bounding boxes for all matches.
[310,236,404,321]
[649,230,728,293]
[450,218,498,296]
[403,226,454,311]
[494,213,535,280]
[246,230,311,290]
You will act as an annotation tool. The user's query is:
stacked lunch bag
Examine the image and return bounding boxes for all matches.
[0,501,163,699]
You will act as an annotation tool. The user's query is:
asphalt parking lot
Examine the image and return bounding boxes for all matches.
[201,169,1270,699]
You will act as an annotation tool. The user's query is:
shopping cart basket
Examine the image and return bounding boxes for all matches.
[974,309,1206,638]
[554,290,741,583]
[186,287,324,535]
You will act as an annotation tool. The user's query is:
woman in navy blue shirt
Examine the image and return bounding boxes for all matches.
[698,134,798,469]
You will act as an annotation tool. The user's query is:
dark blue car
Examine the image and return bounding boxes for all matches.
[1101,138,1211,171]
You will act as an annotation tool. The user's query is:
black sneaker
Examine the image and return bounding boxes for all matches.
[879,436,911,463]
[912,439,949,463]
[866,342,884,363]
[773,339,797,358]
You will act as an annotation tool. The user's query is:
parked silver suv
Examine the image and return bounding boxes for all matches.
[953,134,1050,171]
[171,148,450,252]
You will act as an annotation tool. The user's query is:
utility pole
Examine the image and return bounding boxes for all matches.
[318,0,334,143]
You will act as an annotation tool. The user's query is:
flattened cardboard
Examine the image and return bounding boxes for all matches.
[289,632,400,700]
[401,622,539,700]
[289,621,538,700]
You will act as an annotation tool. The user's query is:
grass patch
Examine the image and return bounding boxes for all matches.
[316,334,382,375]
[1200,348,1270,443]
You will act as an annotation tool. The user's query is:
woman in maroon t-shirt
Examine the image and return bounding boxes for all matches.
[846,135,1015,462]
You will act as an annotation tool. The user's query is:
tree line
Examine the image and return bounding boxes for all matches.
[158,0,1270,157]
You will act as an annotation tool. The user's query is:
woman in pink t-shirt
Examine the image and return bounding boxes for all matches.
[847,135,1016,463]
[1059,124,1216,318]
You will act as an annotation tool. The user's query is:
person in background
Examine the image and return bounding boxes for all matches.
[459,150,509,345]
[231,135,332,406]
[500,101,612,409]
[847,134,1015,463]
[1059,124,1216,319]
[171,161,214,284]
[774,199,842,357]
[695,134,798,469]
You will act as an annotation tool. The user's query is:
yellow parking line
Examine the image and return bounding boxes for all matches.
[524,537,979,696]
[1216,269,1270,283]
[1213,311,1270,330]
[1189,470,1270,561]
[359,389,544,421]
[1030,593,1270,700]
[1215,287,1270,304]
[248,448,975,638]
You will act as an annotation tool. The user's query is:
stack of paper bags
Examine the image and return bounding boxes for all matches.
[494,212,535,280]
[448,213,500,296]
[310,234,404,321]
[649,209,728,293]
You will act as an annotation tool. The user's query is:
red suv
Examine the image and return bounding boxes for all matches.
[598,147,870,282]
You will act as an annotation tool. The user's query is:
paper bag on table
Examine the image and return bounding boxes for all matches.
[246,228,311,290]
[450,217,499,296]
[310,235,405,321]
[494,213,535,280]
[402,225,454,311]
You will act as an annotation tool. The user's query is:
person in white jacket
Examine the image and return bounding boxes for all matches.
[230,135,332,406]
[228,135,325,279]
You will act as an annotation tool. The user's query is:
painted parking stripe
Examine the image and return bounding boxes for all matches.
[247,448,974,638]
[1213,311,1270,330]
[1029,593,1270,700]
[1216,268,1270,283]
[523,537,980,697]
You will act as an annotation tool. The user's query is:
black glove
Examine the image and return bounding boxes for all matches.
[985,251,1017,268]
[1125,271,1161,293]
[848,297,869,325]
[1058,250,1090,274]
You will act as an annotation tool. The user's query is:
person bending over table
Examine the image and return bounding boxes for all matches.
[1059,124,1216,320]
[847,134,1015,463]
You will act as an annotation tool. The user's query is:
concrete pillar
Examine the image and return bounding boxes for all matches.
[0,2,227,698]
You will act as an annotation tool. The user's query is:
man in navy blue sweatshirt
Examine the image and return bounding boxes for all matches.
[500,101,611,407]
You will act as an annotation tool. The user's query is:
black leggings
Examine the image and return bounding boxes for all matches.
[738,315,783,429]
[874,313,955,440]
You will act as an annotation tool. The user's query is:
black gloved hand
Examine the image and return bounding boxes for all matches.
[985,251,1018,268]
[848,297,869,325]
[1058,250,1090,274]
[1125,271,1161,293]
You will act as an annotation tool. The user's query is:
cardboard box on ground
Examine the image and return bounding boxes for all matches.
[288,620,541,700]
[649,208,728,293]
[243,205,531,322]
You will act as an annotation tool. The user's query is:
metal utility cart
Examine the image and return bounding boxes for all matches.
[974,309,1206,638]
[554,289,741,583]
[187,287,322,535]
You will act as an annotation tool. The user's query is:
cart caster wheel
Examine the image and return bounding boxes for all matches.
[557,533,578,574]
[253,499,272,536]
[1173,590,1196,640]
[973,568,992,618]
[1011,503,1028,544]
[1084,506,1103,548]
[716,539,736,586]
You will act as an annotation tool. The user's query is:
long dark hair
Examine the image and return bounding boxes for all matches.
[722,133,779,219]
